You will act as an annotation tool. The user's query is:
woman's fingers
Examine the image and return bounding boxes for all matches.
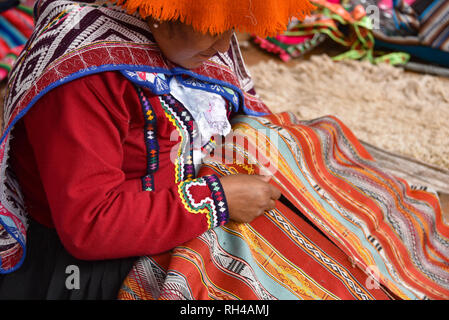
[255,174,271,182]
[220,173,282,223]
[259,200,276,215]
[269,184,282,200]
[267,199,276,211]
[254,175,282,200]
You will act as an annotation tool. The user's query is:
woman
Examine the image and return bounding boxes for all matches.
[1,0,448,300]
[0,0,313,299]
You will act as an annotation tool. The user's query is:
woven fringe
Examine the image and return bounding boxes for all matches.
[110,0,315,37]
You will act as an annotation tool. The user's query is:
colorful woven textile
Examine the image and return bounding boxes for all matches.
[252,0,410,65]
[349,0,449,67]
[119,112,449,300]
[368,0,449,51]
[252,30,327,62]
[0,3,34,81]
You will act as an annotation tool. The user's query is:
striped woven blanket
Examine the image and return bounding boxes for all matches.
[118,112,449,300]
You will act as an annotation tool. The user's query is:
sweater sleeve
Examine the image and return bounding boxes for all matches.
[21,71,229,261]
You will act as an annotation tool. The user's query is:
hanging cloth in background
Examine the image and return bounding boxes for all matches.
[252,0,410,65]
[349,0,449,68]
[0,1,34,81]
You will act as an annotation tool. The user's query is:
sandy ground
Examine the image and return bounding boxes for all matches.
[240,39,449,171]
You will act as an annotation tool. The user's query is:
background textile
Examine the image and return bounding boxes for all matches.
[252,0,410,65]
[0,1,34,81]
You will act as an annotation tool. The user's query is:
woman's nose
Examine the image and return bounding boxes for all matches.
[212,30,234,53]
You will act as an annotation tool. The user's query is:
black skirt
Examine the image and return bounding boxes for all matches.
[0,218,136,300]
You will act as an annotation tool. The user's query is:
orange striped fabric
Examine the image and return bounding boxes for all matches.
[118,112,448,300]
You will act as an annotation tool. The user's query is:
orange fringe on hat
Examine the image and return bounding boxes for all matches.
[110,0,315,37]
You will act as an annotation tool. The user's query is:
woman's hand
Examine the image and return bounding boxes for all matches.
[219,174,282,223]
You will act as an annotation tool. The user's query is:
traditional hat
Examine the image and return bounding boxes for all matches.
[111,0,315,37]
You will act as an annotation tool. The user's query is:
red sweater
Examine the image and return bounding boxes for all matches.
[9,71,230,261]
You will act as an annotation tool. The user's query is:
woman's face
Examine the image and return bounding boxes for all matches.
[148,19,234,69]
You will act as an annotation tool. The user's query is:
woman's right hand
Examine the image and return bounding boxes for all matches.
[219,174,282,223]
